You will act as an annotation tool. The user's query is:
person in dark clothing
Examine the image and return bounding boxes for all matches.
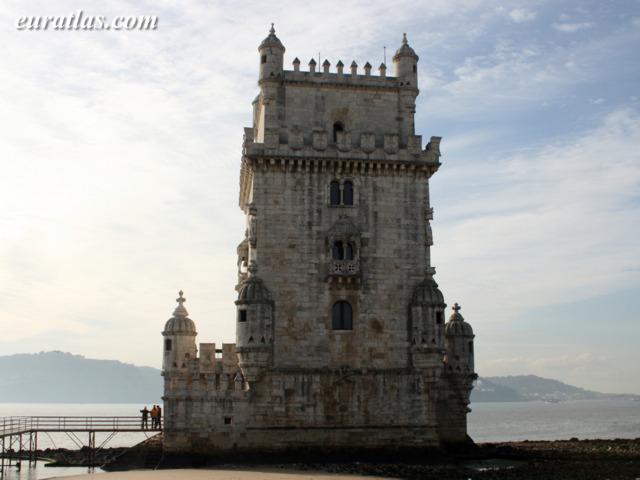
[157,405,162,429]
[140,406,150,429]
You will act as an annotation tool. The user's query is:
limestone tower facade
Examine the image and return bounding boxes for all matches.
[161,27,476,456]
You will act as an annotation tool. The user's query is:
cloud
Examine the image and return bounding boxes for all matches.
[553,21,595,33]
[435,107,640,322]
[509,8,537,23]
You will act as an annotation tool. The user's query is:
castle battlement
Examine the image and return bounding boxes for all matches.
[275,62,397,87]
[243,127,441,163]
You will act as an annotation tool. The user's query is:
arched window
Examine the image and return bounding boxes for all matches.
[330,181,341,205]
[332,122,344,142]
[332,301,352,330]
[345,243,354,261]
[343,181,353,205]
[332,241,344,260]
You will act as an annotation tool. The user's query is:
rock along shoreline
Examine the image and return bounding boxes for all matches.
[14,437,640,480]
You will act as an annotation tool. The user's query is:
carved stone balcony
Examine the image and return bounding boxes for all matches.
[329,260,359,276]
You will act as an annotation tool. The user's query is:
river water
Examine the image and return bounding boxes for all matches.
[1,400,639,479]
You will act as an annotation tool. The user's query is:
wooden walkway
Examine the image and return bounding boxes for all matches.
[0,416,161,469]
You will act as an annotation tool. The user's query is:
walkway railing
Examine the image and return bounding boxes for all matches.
[0,416,161,470]
[1,416,157,436]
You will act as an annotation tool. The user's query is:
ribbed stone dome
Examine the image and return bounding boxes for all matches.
[393,33,418,60]
[163,291,197,335]
[411,277,445,306]
[236,276,272,304]
[164,316,196,334]
[258,24,285,52]
[445,303,474,336]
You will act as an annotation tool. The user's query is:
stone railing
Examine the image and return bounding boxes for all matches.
[330,260,359,276]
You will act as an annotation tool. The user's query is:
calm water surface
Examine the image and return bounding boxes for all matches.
[469,399,640,442]
[1,400,639,479]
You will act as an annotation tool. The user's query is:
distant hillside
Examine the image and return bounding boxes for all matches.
[471,377,521,402]
[0,351,163,403]
[472,374,639,402]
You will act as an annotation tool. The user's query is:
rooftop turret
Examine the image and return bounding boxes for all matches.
[393,33,419,88]
[258,24,285,81]
[163,290,197,335]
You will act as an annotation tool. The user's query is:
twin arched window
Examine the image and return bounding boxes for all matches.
[332,241,354,261]
[330,180,354,206]
[332,301,352,330]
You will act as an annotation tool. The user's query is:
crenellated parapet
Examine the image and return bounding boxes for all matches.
[244,127,440,163]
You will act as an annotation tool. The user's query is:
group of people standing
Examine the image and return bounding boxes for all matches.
[140,404,162,429]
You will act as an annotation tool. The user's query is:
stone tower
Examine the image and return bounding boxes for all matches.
[161,27,476,457]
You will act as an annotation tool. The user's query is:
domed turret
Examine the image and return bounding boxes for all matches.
[237,275,272,303]
[258,23,285,81]
[411,276,445,306]
[162,291,197,372]
[409,276,447,370]
[235,276,274,382]
[393,33,419,87]
[444,303,475,374]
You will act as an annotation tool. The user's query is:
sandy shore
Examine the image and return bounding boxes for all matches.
[49,468,395,480]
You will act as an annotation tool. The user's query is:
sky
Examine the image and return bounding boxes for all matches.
[1,0,639,395]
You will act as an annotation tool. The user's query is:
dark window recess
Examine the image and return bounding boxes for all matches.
[224,417,232,425]
[332,122,344,142]
[413,64,417,73]
[330,181,341,205]
[468,342,474,353]
[238,310,247,322]
[343,181,353,205]
[332,241,344,260]
[165,339,172,351]
[436,312,444,325]
[345,244,354,261]
[261,55,267,64]
[332,301,353,330]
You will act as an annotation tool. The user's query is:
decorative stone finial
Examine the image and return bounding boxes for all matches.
[402,33,408,45]
[173,290,189,317]
[269,23,275,35]
[452,303,461,314]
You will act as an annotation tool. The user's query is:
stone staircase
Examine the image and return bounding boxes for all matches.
[143,434,164,470]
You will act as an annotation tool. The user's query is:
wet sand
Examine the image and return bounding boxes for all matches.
[49,468,395,480]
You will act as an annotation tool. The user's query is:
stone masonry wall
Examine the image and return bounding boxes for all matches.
[248,160,434,370]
